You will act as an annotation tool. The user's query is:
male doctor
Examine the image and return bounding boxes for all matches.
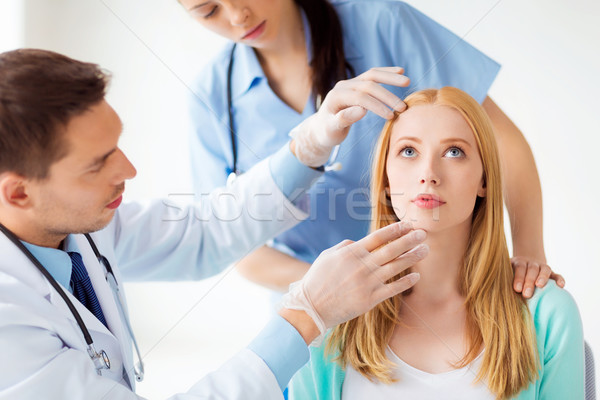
[0,49,427,399]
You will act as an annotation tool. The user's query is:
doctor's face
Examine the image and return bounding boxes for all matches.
[385,105,486,234]
[180,0,297,51]
[27,100,137,238]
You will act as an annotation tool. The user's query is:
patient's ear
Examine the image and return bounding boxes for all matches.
[477,179,487,198]
[0,173,32,208]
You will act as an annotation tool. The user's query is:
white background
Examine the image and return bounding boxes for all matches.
[1,0,598,398]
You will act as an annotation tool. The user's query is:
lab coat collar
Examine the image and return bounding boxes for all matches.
[0,233,113,336]
[20,239,73,290]
[0,232,54,298]
[19,234,82,291]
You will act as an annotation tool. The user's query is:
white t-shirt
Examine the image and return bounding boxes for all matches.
[341,346,495,400]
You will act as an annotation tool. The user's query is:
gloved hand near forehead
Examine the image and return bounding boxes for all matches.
[290,67,410,167]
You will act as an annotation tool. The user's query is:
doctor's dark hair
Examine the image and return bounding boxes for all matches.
[295,0,355,103]
[0,49,109,180]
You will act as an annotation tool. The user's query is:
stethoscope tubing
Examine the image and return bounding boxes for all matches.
[0,223,144,380]
[225,43,343,178]
[0,223,95,346]
[226,43,239,177]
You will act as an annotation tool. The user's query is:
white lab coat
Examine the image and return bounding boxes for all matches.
[0,159,309,399]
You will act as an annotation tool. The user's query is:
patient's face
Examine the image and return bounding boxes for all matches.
[385,104,485,233]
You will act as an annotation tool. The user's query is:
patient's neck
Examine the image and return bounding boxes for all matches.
[408,219,472,304]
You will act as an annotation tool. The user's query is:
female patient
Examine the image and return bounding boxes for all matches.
[290,88,584,399]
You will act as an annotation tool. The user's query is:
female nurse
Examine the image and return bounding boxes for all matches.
[179,0,561,296]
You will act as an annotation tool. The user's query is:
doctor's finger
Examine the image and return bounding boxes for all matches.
[329,239,355,251]
[375,243,429,283]
[370,229,427,266]
[372,272,420,305]
[355,221,414,252]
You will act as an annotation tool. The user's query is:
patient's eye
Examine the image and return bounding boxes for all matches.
[400,147,417,158]
[444,146,465,158]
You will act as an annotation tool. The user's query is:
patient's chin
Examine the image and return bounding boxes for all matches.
[404,217,445,234]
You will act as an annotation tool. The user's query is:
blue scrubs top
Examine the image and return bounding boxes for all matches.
[188,0,501,263]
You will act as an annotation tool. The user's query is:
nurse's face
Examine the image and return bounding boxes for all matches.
[27,100,137,240]
[180,0,297,50]
[385,104,486,234]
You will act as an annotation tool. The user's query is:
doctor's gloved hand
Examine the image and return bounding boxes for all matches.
[280,222,428,345]
[290,67,410,167]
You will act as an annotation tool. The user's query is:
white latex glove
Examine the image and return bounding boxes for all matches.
[290,67,410,167]
[281,222,428,344]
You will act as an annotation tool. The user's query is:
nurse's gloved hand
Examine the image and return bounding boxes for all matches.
[290,67,410,167]
[280,221,427,345]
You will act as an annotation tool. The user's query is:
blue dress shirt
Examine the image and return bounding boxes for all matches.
[188,0,501,263]
[21,235,82,293]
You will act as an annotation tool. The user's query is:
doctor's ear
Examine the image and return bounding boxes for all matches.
[0,173,32,208]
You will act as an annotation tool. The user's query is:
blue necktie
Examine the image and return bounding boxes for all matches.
[69,252,108,328]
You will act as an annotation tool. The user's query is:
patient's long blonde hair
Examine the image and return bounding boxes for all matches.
[328,88,538,399]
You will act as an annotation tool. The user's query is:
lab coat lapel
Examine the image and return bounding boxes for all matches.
[74,234,135,388]
[0,235,92,355]
[0,234,112,336]
[0,234,50,297]
[0,233,118,351]
[0,233,132,386]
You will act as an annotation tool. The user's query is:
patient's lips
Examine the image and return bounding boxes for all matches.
[412,193,445,209]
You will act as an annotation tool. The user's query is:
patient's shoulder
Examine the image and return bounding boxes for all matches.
[529,280,577,313]
[528,280,583,338]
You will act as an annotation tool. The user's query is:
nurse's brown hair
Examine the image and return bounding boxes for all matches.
[294,0,355,104]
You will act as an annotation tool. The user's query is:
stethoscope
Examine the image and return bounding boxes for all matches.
[0,223,145,382]
[225,43,341,186]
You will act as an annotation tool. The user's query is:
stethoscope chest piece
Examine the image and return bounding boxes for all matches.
[88,344,111,373]
[226,171,238,186]
[100,349,111,369]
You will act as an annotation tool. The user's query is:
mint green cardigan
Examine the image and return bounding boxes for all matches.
[290,281,584,399]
